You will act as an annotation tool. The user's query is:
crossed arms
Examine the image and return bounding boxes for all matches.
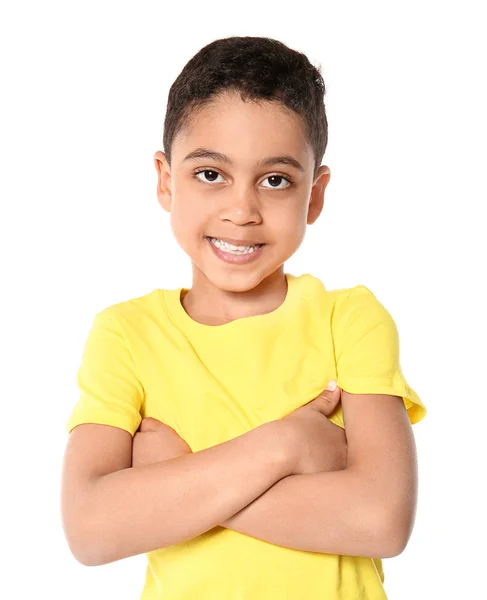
[218,391,417,558]
[63,390,417,564]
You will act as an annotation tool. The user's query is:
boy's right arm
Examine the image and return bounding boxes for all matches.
[61,420,290,567]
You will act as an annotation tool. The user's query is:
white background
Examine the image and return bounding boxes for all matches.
[1,1,486,598]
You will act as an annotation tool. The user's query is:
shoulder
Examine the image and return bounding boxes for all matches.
[331,283,379,306]
[291,274,385,326]
[291,273,375,306]
[329,284,393,329]
[96,288,165,327]
[298,272,377,307]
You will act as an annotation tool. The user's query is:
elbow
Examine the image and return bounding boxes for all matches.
[63,516,108,567]
[65,531,106,567]
[65,536,101,567]
[76,544,108,567]
[74,550,102,568]
[73,541,114,567]
[73,535,114,567]
[375,529,409,559]
[372,506,415,558]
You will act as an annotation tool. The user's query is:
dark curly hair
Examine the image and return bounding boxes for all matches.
[162,36,328,180]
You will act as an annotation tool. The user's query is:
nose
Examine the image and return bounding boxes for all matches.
[220,185,262,226]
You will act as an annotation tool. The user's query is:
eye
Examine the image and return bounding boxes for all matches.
[194,169,225,184]
[261,175,293,189]
[193,169,293,189]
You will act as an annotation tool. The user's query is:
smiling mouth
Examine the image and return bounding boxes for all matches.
[205,236,267,261]
[205,236,266,248]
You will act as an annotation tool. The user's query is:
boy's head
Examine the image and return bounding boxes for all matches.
[154,36,331,293]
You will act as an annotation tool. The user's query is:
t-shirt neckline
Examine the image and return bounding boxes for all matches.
[162,273,299,335]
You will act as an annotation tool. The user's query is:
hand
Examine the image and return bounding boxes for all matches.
[132,417,192,468]
[280,381,347,476]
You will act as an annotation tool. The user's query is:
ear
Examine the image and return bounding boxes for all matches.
[307,165,331,225]
[154,150,172,212]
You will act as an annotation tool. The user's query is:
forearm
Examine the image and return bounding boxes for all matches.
[80,422,289,566]
[220,466,393,558]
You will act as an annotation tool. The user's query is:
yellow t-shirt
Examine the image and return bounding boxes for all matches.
[66,272,426,600]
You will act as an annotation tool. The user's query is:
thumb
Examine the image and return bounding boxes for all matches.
[139,417,168,432]
[312,380,341,416]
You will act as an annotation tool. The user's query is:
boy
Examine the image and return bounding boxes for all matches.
[62,36,426,599]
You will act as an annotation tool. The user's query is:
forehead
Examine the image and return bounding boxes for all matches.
[172,91,312,166]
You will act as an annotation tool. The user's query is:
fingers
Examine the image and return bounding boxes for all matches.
[313,382,342,416]
[139,417,169,432]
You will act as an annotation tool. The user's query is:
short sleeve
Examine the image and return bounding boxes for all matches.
[66,309,145,436]
[331,285,426,424]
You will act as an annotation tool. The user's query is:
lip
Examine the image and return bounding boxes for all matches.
[206,236,264,247]
[206,237,266,265]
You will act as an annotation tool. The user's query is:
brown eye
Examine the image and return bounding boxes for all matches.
[194,170,223,183]
[193,169,293,189]
[262,175,292,189]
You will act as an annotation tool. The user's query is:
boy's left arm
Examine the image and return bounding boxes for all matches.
[221,391,418,558]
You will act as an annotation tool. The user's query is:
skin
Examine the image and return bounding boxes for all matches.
[142,88,343,476]
[132,385,347,472]
[131,92,417,556]
[153,89,331,325]
[60,91,417,564]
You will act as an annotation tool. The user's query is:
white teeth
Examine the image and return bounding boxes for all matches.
[209,237,261,254]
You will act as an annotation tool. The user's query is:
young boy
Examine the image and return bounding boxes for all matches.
[62,36,426,599]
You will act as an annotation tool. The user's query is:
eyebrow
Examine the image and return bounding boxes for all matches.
[182,147,305,173]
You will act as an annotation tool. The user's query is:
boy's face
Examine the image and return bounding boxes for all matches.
[154,91,330,293]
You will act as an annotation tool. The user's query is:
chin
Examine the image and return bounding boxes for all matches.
[206,265,287,294]
[208,272,267,293]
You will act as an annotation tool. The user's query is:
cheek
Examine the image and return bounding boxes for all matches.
[170,180,200,227]
[170,196,198,229]
[169,201,208,254]
[286,225,306,250]
[276,208,307,242]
